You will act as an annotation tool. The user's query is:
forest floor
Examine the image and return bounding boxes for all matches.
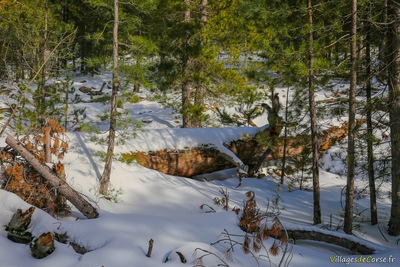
[0,72,398,267]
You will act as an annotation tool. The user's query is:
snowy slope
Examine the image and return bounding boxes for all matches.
[0,74,398,267]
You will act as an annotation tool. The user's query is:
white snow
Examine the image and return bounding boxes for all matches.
[0,74,399,267]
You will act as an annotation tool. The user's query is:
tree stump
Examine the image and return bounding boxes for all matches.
[30,232,55,259]
[5,207,35,244]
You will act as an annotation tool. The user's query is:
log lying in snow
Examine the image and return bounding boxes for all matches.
[125,145,240,177]
[285,229,375,255]
[124,123,348,178]
[5,135,99,219]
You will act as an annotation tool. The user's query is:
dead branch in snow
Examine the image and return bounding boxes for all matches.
[5,135,99,219]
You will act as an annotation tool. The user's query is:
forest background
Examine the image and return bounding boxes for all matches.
[0,0,400,251]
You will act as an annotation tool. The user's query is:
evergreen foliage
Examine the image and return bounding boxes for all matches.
[0,0,399,235]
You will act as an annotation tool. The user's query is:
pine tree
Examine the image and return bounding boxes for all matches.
[387,0,400,236]
[307,0,321,225]
[363,0,378,226]
[344,0,358,235]
[0,0,75,135]
[100,0,119,196]
[152,0,252,128]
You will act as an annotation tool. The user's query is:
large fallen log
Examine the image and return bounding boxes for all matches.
[285,229,375,255]
[5,135,99,219]
[123,123,348,178]
[266,225,377,255]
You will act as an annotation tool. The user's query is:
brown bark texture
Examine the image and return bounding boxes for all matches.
[344,0,358,235]
[388,0,400,236]
[30,232,55,259]
[5,135,99,219]
[284,229,375,255]
[123,123,348,178]
[100,0,119,195]
[6,207,35,244]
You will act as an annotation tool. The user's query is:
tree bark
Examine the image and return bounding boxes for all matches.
[146,239,154,258]
[190,0,208,128]
[38,0,48,121]
[344,0,357,235]
[388,0,400,236]
[280,87,290,184]
[247,89,283,177]
[365,7,378,225]
[30,232,55,259]
[44,123,52,163]
[125,123,348,178]
[5,135,99,219]
[6,207,35,244]
[283,229,375,255]
[182,0,192,128]
[307,0,321,225]
[100,0,119,195]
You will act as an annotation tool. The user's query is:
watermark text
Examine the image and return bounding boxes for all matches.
[329,255,396,265]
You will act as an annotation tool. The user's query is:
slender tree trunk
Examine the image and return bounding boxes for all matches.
[191,0,208,128]
[200,0,207,25]
[388,0,400,236]
[44,122,51,163]
[379,0,389,79]
[184,0,191,22]
[182,0,192,128]
[100,0,119,195]
[307,0,321,225]
[365,7,378,225]
[64,87,69,130]
[39,0,48,124]
[344,0,358,234]
[280,86,289,184]
[182,68,192,128]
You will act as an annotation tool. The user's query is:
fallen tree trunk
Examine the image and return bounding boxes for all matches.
[123,123,348,178]
[123,145,240,177]
[5,135,99,219]
[285,229,375,255]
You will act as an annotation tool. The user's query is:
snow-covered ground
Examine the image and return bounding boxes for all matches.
[0,74,398,267]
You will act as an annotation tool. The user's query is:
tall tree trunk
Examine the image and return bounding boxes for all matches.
[388,0,400,236]
[200,0,207,25]
[344,0,358,234]
[182,0,192,128]
[191,0,208,128]
[43,0,52,167]
[365,7,378,225]
[182,66,192,128]
[307,0,321,225]
[280,86,290,184]
[379,0,389,79]
[184,0,191,22]
[39,0,48,124]
[100,0,119,195]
